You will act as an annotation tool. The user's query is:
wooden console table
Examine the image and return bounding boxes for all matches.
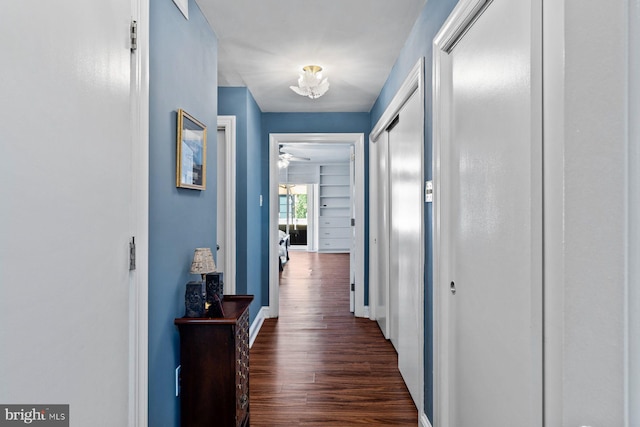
[175,295,253,427]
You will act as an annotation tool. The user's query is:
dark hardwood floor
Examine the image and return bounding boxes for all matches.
[250,251,418,426]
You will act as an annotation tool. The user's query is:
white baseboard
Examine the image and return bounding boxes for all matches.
[249,306,269,348]
[363,305,370,318]
[420,412,432,427]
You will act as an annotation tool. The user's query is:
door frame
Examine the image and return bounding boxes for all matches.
[630,0,640,421]
[269,133,365,318]
[369,130,390,336]
[369,57,425,421]
[130,0,149,425]
[432,0,543,425]
[368,134,380,322]
[217,115,237,295]
[349,145,356,312]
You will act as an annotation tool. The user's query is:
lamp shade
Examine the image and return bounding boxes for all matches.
[189,248,216,275]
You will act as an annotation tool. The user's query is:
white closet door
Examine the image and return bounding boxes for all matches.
[436,0,543,425]
[389,91,423,406]
[375,133,391,338]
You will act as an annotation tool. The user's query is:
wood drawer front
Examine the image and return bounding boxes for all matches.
[319,227,351,239]
[235,310,250,427]
[318,217,350,228]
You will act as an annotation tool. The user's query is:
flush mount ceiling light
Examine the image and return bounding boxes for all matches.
[289,65,330,99]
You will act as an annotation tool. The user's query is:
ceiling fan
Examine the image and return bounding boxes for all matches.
[278,145,310,164]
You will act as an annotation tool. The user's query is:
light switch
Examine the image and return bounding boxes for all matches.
[425,181,433,203]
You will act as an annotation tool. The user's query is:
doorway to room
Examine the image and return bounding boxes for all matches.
[268,133,365,319]
[278,184,310,249]
[217,116,237,294]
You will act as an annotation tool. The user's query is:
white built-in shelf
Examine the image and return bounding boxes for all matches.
[318,164,350,253]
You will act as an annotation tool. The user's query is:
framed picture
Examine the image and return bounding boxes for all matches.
[176,109,207,190]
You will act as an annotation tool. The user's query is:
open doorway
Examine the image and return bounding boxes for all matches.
[216,116,237,295]
[279,184,310,250]
[268,133,365,319]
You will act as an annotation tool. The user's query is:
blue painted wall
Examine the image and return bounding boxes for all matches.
[246,93,265,310]
[149,1,218,425]
[261,112,371,303]
[370,0,458,421]
[218,87,264,319]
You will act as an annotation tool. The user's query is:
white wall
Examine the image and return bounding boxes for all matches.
[544,0,630,425]
[0,1,146,425]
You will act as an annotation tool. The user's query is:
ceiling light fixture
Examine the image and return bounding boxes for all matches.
[278,158,290,169]
[289,65,329,99]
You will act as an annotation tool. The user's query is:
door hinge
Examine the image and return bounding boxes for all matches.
[129,236,136,271]
[130,20,138,52]
[351,218,355,226]
[351,283,355,292]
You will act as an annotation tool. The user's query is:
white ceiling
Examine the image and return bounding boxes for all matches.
[196,0,427,113]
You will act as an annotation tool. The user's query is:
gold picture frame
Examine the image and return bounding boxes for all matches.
[176,109,207,190]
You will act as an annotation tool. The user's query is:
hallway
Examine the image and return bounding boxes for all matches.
[250,251,418,426]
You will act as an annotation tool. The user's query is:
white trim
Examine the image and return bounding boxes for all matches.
[544,0,628,424]
[437,0,492,54]
[307,184,317,251]
[249,306,269,348]
[369,58,425,419]
[172,0,188,19]
[432,26,449,426]
[363,305,370,319]
[349,146,357,312]
[370,59,424,143]
[129,0,149,426]
[368,138,379,322]
[420,413,433,427]
[217,115,237,295]
[629,0,640,423]
[269,133,366,318]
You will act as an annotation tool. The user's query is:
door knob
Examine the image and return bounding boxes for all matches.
[450,281,456,295]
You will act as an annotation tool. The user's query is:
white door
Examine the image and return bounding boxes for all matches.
[0,0,142,424]
[389,91,423,407]
[374,132,391,338]
[435,0,543,426]
[216,117,236,295]
[217,128,227,280]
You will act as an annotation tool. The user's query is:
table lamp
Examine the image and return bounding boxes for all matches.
[189,247,216,282]
[184,248,216,318]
